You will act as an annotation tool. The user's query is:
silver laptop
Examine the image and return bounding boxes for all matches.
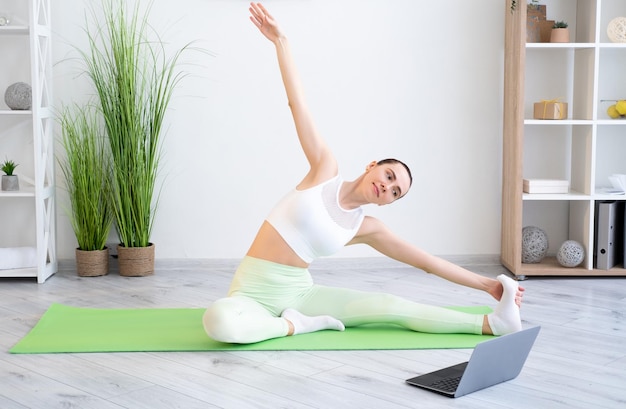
[406,326,540,398]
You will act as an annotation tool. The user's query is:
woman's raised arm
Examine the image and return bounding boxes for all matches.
[249,2,337,186]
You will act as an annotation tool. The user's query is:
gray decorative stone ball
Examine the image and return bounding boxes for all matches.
[521,226,548,263]
[5,82,32,110]
[557,240,585,268]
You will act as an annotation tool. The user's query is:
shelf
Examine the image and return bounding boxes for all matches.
[526,43,596,49]
[516,257,626,278]
[522,191,626,201]
[524,119,593,125]
[596,119,626,126]
[0,185,54,199]
[598,43,626,49]
[594,191,626,201]
[523,191,590,201]
[0,110,32,116]
[0,187,35,198]
[0,267,37,278]
[0,26,29,35]
[526,43,626,50]
[0,261,56,283]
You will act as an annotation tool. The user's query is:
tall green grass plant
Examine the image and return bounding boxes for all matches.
[81,0,189,248]
[59,105,113,251]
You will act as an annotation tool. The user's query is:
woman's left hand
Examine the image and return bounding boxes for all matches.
[488,279,525,307]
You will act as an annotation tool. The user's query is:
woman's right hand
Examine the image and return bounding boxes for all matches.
[249,2,284,43]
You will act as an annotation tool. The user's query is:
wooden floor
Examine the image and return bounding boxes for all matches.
[1,256,624,409]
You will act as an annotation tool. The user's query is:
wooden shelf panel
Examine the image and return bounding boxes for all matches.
[514,257,626,278]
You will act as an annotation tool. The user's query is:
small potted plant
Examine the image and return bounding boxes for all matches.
[1,159,19,191]
[551,21,570,43]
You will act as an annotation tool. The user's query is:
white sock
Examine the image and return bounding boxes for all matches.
[281,308,345,335]
[487,274,522,336]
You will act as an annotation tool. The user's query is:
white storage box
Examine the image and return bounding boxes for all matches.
[523,179,569,194]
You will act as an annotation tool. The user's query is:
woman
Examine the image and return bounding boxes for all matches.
[203,2,524,344]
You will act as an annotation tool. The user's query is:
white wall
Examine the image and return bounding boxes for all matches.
[52,0,506,260]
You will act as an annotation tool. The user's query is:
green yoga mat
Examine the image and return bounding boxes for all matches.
[10,303,493,354]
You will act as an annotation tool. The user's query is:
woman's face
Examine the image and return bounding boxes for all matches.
[364,161,412,205]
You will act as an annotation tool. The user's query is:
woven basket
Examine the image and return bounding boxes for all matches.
[117,243,155,277]
[75,248,109,277]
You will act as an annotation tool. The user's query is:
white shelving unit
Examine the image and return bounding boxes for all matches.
[0,0,56,283]
[502,0,626,278]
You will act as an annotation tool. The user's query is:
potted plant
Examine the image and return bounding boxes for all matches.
[1,159,19,191]
[58,105,113,277]
[79,0,190,276]
[551,21,570,43]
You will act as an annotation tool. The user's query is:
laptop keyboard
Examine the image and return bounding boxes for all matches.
[429,376,462,392]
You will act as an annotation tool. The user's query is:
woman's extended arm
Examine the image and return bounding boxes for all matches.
[349,216,525,303]
[249,3,336,185]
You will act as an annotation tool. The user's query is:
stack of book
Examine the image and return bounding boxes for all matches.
[523,179,569,194]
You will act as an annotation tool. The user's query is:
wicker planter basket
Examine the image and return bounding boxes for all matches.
[75,247,109,277]
[117,243,155,277]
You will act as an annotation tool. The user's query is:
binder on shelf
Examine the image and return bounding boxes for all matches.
[621,202,626,268]
[594,201,624,270]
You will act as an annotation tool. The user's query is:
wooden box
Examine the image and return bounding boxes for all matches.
[533,101,568,120]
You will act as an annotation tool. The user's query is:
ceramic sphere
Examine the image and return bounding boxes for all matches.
[607,17,626,43]
[557,240,585,268]
[4,82,32,110]
[521,226,548,263]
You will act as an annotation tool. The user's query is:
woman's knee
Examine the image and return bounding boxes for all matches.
[203,298,248,343]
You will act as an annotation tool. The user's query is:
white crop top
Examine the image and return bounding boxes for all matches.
[266,175,365,263]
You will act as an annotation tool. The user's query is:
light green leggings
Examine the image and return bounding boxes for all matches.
[203,256,484,344]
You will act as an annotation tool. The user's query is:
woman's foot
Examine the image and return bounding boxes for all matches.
[486,274,522,335]
[281,308,345,335]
